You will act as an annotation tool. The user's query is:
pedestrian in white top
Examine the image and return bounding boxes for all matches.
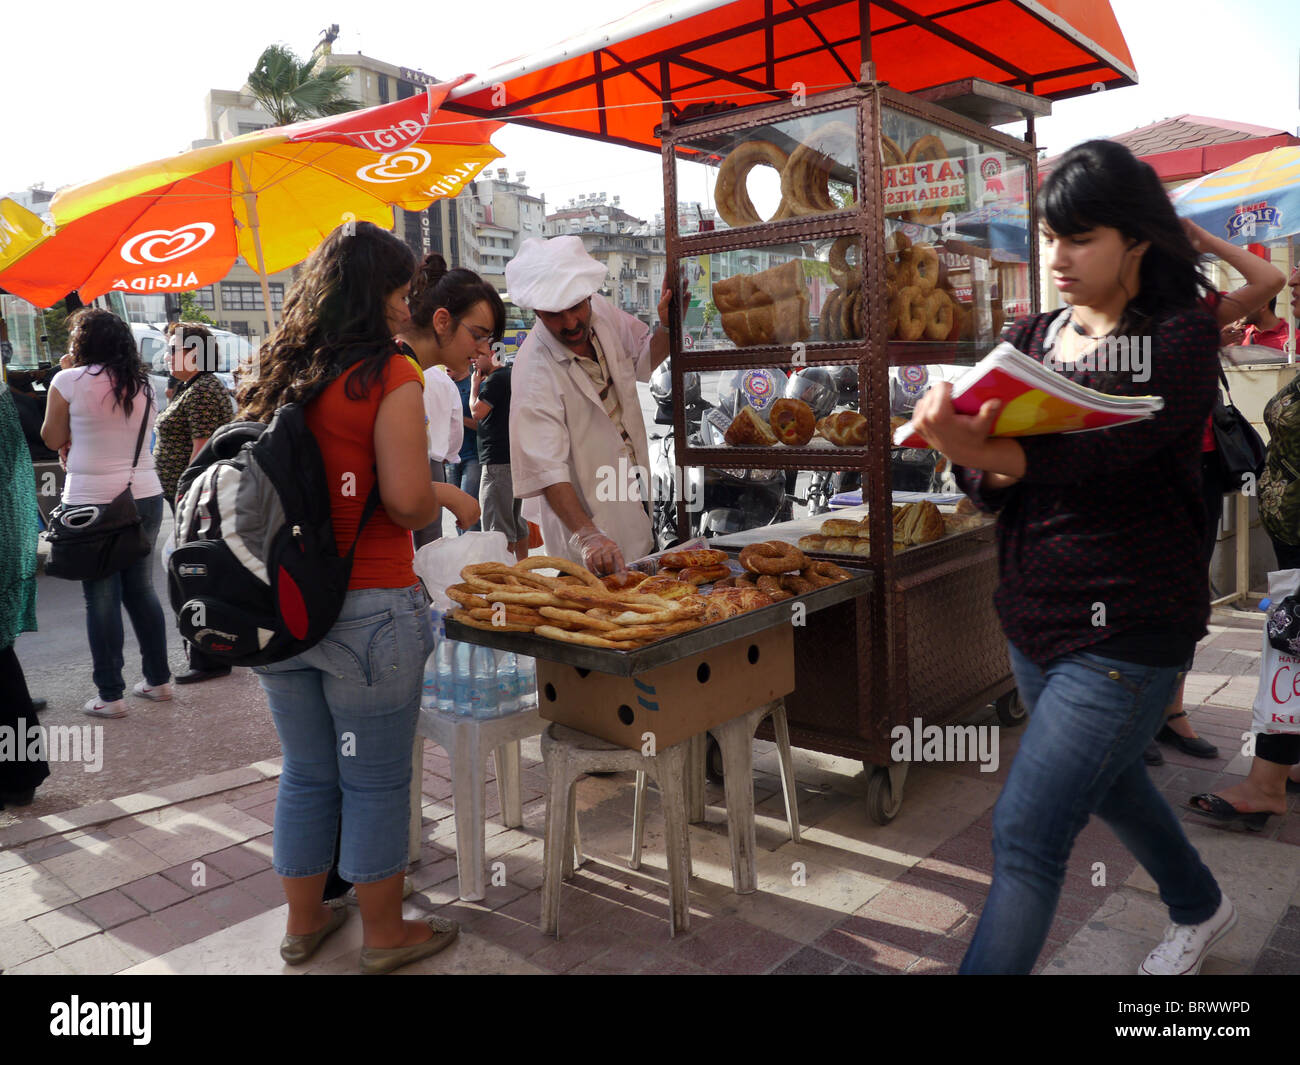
[40,308,172,717]
[505,236,676,574]
[394,252,504,548]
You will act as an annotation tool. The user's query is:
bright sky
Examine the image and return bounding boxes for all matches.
[1,0,1297,224]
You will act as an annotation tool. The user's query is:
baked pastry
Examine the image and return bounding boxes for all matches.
[739,541,808,575]
[659,548,728,569]
[923,289,954,341]
[954,496,978,517]
[904,135,949,225]
[781,120,856,215]
[894,501,945,545]
[680,563,732,586]
[769,398,816,446]
[714,260,811,347]
[895,286,927,342]
[820,517,868,537]
[724,406,778,447]
[816,411,869,447]
[797,535,828,552]
[714,140,790,228]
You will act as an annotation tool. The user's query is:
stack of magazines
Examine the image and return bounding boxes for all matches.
[893,342,1164,448]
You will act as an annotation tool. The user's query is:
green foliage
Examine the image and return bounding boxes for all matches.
[178,291,216,325]
[41,300,72,356]
[246,44,359,127]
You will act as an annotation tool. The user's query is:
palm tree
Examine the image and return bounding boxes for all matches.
[246,44,359,127]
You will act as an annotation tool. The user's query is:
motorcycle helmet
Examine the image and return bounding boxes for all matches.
[830,364,859,403]
[718,368,783,420]
[649,358,702,409]
[783,366,837,420]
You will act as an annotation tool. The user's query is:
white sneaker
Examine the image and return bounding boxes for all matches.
[132,680,173,702]
[1139,894,1236,975]
[83,696,126,719]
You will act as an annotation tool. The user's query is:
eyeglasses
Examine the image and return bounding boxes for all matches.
[459,321,494,348]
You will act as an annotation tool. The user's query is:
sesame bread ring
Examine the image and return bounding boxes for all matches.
[924,289,955,341]
[715,140,791,228]
[755,575,793,601]
[804,560,851,586]
[905,135,949,225]
[537,606,621,632]
[887,284,901,338]
[896,285,927,342]
[894,260,920,291]
[821,289,844,341]
[829,236,858,287]
[840,287,862,340]
[445,583,492,610]
[911,244,940,292]
[739,541,809,575]
[782,121,855,214]
[780,573,817,596]
[886,228,911,255]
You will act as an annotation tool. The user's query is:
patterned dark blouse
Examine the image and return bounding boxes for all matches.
[154,372,233,505]
[955,307,1220,667]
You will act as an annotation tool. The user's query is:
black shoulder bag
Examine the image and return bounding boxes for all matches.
[1211,366,1267,494]
[45,394,153,582]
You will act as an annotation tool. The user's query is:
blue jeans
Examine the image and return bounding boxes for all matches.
[445,458,481,533]
[960,643,1222,974]
[253,585,432,883]
[82,494,171,702]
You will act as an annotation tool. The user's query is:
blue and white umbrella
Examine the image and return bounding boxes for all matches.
[1171,146,1300,246]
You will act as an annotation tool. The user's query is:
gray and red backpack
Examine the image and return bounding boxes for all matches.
[168,402,380,666]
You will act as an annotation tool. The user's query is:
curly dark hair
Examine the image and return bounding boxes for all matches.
[237,221,416,422]
[1040,140,1213,321]
[66,308,152,416]
[409,253,505,343]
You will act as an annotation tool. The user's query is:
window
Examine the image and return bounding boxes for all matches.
[378,75,389,103]
[221,282,284,311]
[191,286,216,310]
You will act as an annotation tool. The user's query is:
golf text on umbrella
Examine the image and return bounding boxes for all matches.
[356,148,432,184]
[119,223,216,265]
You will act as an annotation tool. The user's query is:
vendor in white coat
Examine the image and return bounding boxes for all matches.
[506,236,674,574]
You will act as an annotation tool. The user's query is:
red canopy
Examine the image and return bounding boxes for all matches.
[447,0,1136,152]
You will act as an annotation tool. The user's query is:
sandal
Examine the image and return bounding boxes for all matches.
[1156,713,1219,759]
[1187,793,1271,830]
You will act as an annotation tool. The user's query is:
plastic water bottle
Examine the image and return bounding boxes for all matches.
[496,651,520,715]
[470,644,499,719]
[453,641,474,716]
[421,649,439,710]
[517,654,537,707]
[435,630,456,715]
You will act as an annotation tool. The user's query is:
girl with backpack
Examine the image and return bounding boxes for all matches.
[912,140,1232,975]
[236,221,479,974]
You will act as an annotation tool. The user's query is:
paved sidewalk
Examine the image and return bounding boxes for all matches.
[2,608,1297,976]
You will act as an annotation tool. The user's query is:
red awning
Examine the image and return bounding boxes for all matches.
[447,0,1136,152]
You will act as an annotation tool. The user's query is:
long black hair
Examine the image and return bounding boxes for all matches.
[66,308,151,416]
[1040,139,1212,322]
[408,253,505,343]
[238,221,415,421]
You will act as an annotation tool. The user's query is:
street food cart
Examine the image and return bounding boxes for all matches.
[445,0,1139,821]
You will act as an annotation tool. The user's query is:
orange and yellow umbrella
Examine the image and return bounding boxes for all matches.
[0,78,502,330]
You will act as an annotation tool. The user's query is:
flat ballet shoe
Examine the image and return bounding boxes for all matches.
[358,915,459,974]
[279,902,349,965]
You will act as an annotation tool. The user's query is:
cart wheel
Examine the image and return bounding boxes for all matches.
[865,765,902,825]
[995,690,1027,728]
[705,734,725,784]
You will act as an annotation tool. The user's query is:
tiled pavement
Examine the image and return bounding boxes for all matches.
[2,609,1298,976]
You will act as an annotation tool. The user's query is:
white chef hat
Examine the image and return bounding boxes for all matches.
[505,236,607,312]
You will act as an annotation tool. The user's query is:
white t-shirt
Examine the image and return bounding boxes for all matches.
[51,366,163,504]
[423,365,464,463]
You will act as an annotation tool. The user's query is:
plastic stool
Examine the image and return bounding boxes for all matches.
[540,723,691,938]
[414,703,544,901]
[631,698,799,895]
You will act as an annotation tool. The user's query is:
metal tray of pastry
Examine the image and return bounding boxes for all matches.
[444,555,872,676]
[709,505,994,559]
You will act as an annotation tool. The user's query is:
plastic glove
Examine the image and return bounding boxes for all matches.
[570,524,625,576]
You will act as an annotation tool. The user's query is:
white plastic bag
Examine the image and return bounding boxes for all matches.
[413,531,513,611]
[1251,568,1300,736]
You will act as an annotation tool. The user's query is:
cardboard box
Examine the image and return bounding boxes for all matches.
[537,624,795,750]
